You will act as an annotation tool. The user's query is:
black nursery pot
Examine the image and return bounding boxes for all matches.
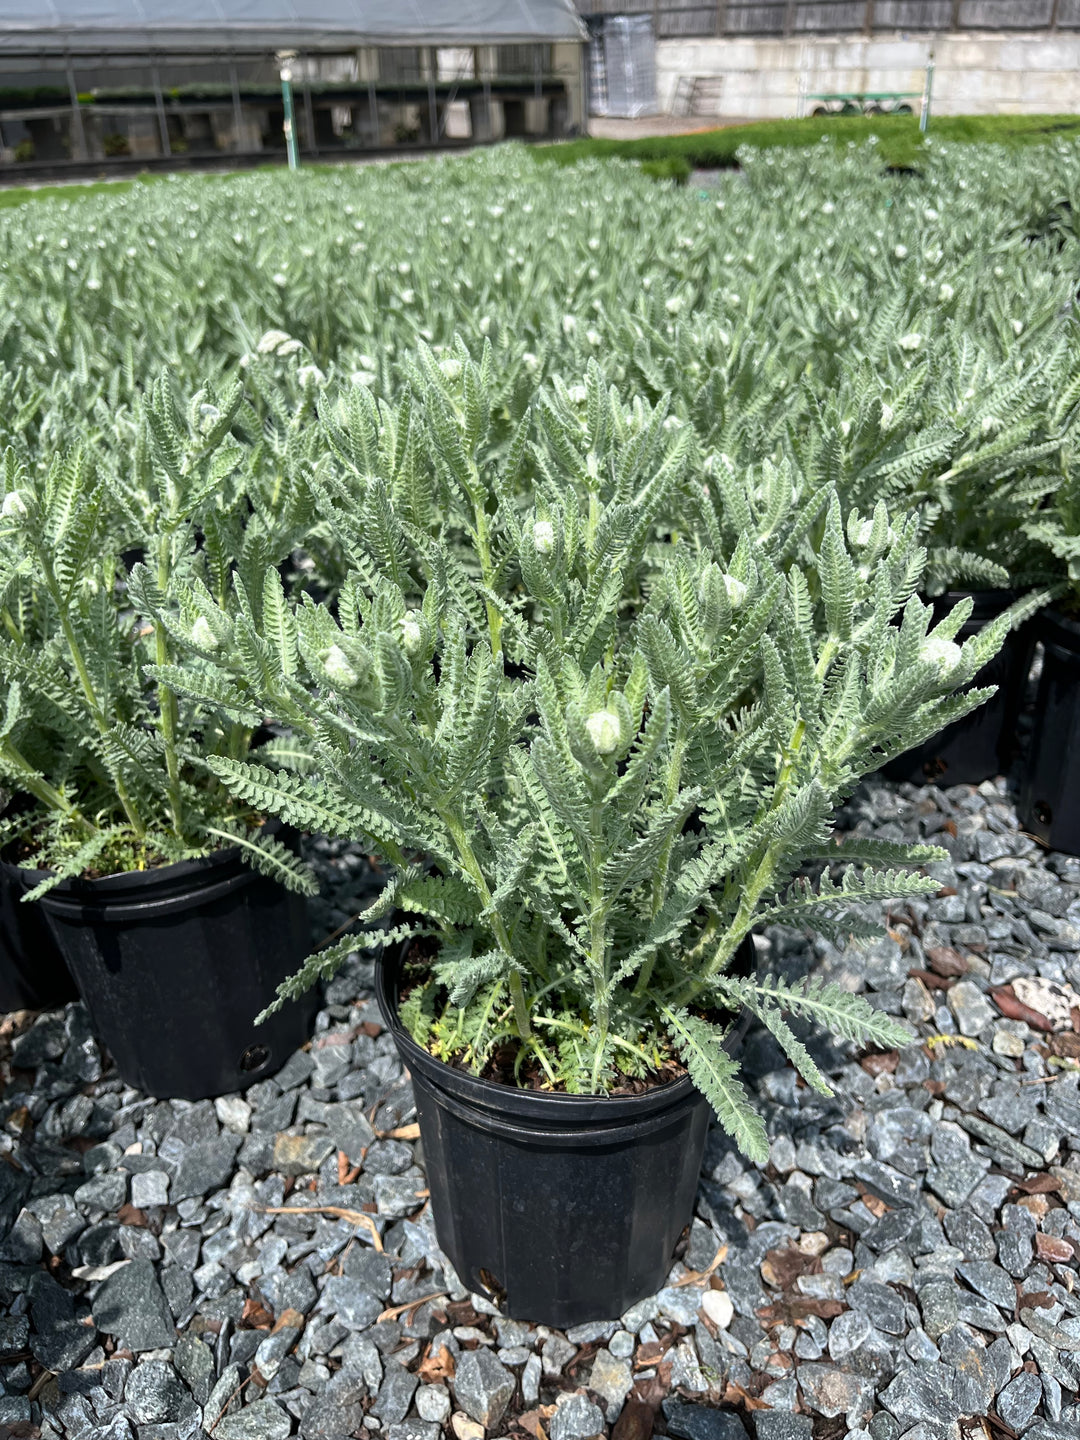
[1019,607,1080,856]
[29,841,317,1100]
[0,857,80,1013]
[882,589,1032,788]
[376,941,753,1328]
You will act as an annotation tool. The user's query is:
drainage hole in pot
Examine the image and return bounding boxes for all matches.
[1034,801,1053,827]
[477,1268,507,1310]
[239,1043,271,1073]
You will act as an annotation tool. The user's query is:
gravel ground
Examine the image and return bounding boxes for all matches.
[1,776,1079,1440]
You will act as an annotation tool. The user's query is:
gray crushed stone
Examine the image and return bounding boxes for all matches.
[0,791,1078,1438]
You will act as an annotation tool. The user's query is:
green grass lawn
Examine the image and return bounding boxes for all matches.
[0,175,160,209]
[535,112,1080,177]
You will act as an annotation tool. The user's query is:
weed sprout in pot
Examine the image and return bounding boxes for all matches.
[170,356,1008,1325]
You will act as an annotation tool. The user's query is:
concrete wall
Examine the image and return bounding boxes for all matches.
[655,32,1080,119]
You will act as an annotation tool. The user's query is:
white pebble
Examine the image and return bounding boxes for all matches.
[700,1288,734,1329]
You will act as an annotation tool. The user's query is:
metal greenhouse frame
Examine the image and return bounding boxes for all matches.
[0,0,587,177]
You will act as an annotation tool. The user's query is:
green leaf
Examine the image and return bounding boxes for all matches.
[661,1004,770,1164]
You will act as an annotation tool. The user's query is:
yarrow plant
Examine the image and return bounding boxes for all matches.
[157,357,1018,1161]
[0,381,315,898]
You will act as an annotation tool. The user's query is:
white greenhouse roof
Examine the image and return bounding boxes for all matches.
[0,0,587,55]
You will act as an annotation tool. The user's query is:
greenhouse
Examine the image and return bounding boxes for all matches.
[0,0,587,172]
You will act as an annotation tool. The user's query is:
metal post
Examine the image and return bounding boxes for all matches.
[1050,0,1061,29]
[229,61,244,153]
[715,0,728,36]
[796,44,808,118]
[280,60,299,169]
[367,75,378,147]
[783,0,797,38]
[65,59,87,161]
[534,43,542,102]
[864,0,875,35]
[301,54,318,156]
[426,48,439,143]
[150,63,171,157]
[919,53,934,133]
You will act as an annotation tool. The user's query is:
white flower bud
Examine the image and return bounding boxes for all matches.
[191,616,219,650]
[880,402,896,430]
[1,491,28,520]
[277,338,303,357]
[938,282,954,302]
[1011,319,1024,336]
[198,402,221,433]
[532,520,555,555]
[723,574,748,608]
[399,613,423,656]
[894,244,908,259]
[322,644,359,688]
[921,634,963,678]
[439,358,462,380]
[568,385,588,404]
[522,352,539,373]
[898,332,922,352]
[298,365,325,387]
[665,295,684,315]
[257,328,292,354]
[585,709,622,755]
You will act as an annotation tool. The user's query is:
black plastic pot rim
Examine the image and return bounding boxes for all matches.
[1038,605,1080,647]
[373,949,753,1143]
[923,587,1021,618]
[0,818,283,920]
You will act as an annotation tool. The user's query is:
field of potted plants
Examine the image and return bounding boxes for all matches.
[1,132,1080,1439]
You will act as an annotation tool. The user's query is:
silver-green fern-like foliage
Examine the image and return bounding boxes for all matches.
[0,382,315,897]
[155,355,1017,1161]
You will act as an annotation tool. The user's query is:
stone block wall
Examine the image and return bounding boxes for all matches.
[655,32,1080,119]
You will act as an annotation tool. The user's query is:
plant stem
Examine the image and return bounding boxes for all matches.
[588,796,608,1091]
[1,607,21,644]
[677,704,810,1003]
[36,551,145,839]
[443,810,531,1039]
[0,740,97,837]
[470,489,502,661]
[155,542,185,840]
